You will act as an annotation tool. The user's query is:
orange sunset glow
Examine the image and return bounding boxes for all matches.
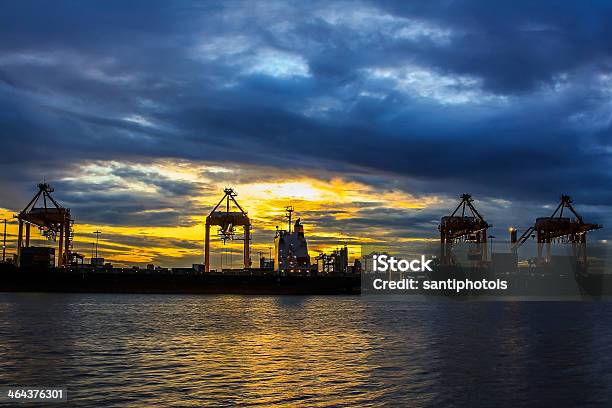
[0,159,443,268]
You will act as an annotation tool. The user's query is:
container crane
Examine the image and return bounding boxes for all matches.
[16,183,73,267]
[204,188,251,272]
[512,195,602,264]
[439,194,491,265]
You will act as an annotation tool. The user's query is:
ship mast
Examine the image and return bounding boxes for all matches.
[285,206,294,233]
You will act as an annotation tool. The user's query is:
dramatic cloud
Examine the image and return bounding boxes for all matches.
[1,0,611,265]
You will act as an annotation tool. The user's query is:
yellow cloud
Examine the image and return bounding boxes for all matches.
[2,160,441,267]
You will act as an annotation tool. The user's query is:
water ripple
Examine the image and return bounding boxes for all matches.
[1,294,611,407]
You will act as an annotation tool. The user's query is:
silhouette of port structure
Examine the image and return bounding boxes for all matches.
[13,183,84,268]
[2,183,606,277]
[437,193,603,274]
[204,188,251,273]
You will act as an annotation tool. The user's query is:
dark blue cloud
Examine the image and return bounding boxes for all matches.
[0,0,611,240]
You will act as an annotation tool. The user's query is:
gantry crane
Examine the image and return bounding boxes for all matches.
[16,183,73,267]
[204,188,251,272]
[512,195,602,264]
[439,194,491,265]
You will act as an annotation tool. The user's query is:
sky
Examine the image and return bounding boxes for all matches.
[1,0,611,267]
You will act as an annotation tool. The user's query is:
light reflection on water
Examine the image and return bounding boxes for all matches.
[1,294,611,407]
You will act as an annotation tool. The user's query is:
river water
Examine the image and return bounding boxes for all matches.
[0,294,611,407]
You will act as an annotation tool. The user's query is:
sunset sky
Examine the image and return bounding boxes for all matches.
[1,1,611,267]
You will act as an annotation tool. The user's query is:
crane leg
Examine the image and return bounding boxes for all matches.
[204,223,210,272]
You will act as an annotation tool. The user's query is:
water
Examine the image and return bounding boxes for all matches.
[1,294,611,407]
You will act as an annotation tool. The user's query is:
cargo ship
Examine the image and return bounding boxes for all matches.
[0,185,361,295]
[362,261,612,299]
[0,263,360,295]
[360,193,612,299]
[1,185,610,298]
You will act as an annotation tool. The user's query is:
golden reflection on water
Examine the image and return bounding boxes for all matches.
[2,294,608,407]
[127,297,384,406]
[1,295,407,406]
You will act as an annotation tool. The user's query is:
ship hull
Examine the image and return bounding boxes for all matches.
[428,265,612,299]
[3,264,611,298]
[0,266,360,296]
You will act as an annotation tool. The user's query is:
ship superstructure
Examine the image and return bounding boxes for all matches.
[274,207,311,274]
